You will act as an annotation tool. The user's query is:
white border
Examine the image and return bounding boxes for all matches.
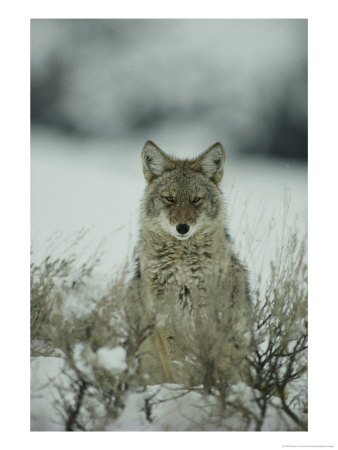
[1,1,337,449]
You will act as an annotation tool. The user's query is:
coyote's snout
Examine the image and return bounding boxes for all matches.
[133,140,251,385]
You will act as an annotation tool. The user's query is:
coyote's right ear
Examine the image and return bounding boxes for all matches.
[192,142,226,186]
[141,141,174,183]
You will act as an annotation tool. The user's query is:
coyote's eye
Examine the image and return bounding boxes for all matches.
[192,197,201,203]
[164,196,174,202]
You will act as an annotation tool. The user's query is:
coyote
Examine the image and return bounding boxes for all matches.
[133,141,251,386]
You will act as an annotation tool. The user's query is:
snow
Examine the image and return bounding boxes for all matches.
[71,344,127,381]
[31,354,304,431]
[31,357,69,431]
[30,125,307,431]
[96,346,127,373]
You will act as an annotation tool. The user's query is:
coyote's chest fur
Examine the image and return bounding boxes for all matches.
[139,229,229,304]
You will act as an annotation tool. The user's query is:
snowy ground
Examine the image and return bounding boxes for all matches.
[31,354,305,432]
[30,126,307,431]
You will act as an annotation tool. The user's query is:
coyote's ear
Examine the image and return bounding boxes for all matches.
[141,141,174,183]
[192,142,226,185]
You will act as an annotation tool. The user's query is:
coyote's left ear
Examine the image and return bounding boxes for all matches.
[192,142,226,185]
[141,141,174,183]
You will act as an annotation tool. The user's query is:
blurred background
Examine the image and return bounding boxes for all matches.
[31,19,307,279]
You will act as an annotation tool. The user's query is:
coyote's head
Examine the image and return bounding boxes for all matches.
[141,141,226,240]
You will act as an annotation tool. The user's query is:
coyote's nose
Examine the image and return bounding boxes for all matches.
[176,223,190,235]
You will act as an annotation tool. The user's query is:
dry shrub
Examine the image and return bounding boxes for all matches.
[31,223,307,431]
